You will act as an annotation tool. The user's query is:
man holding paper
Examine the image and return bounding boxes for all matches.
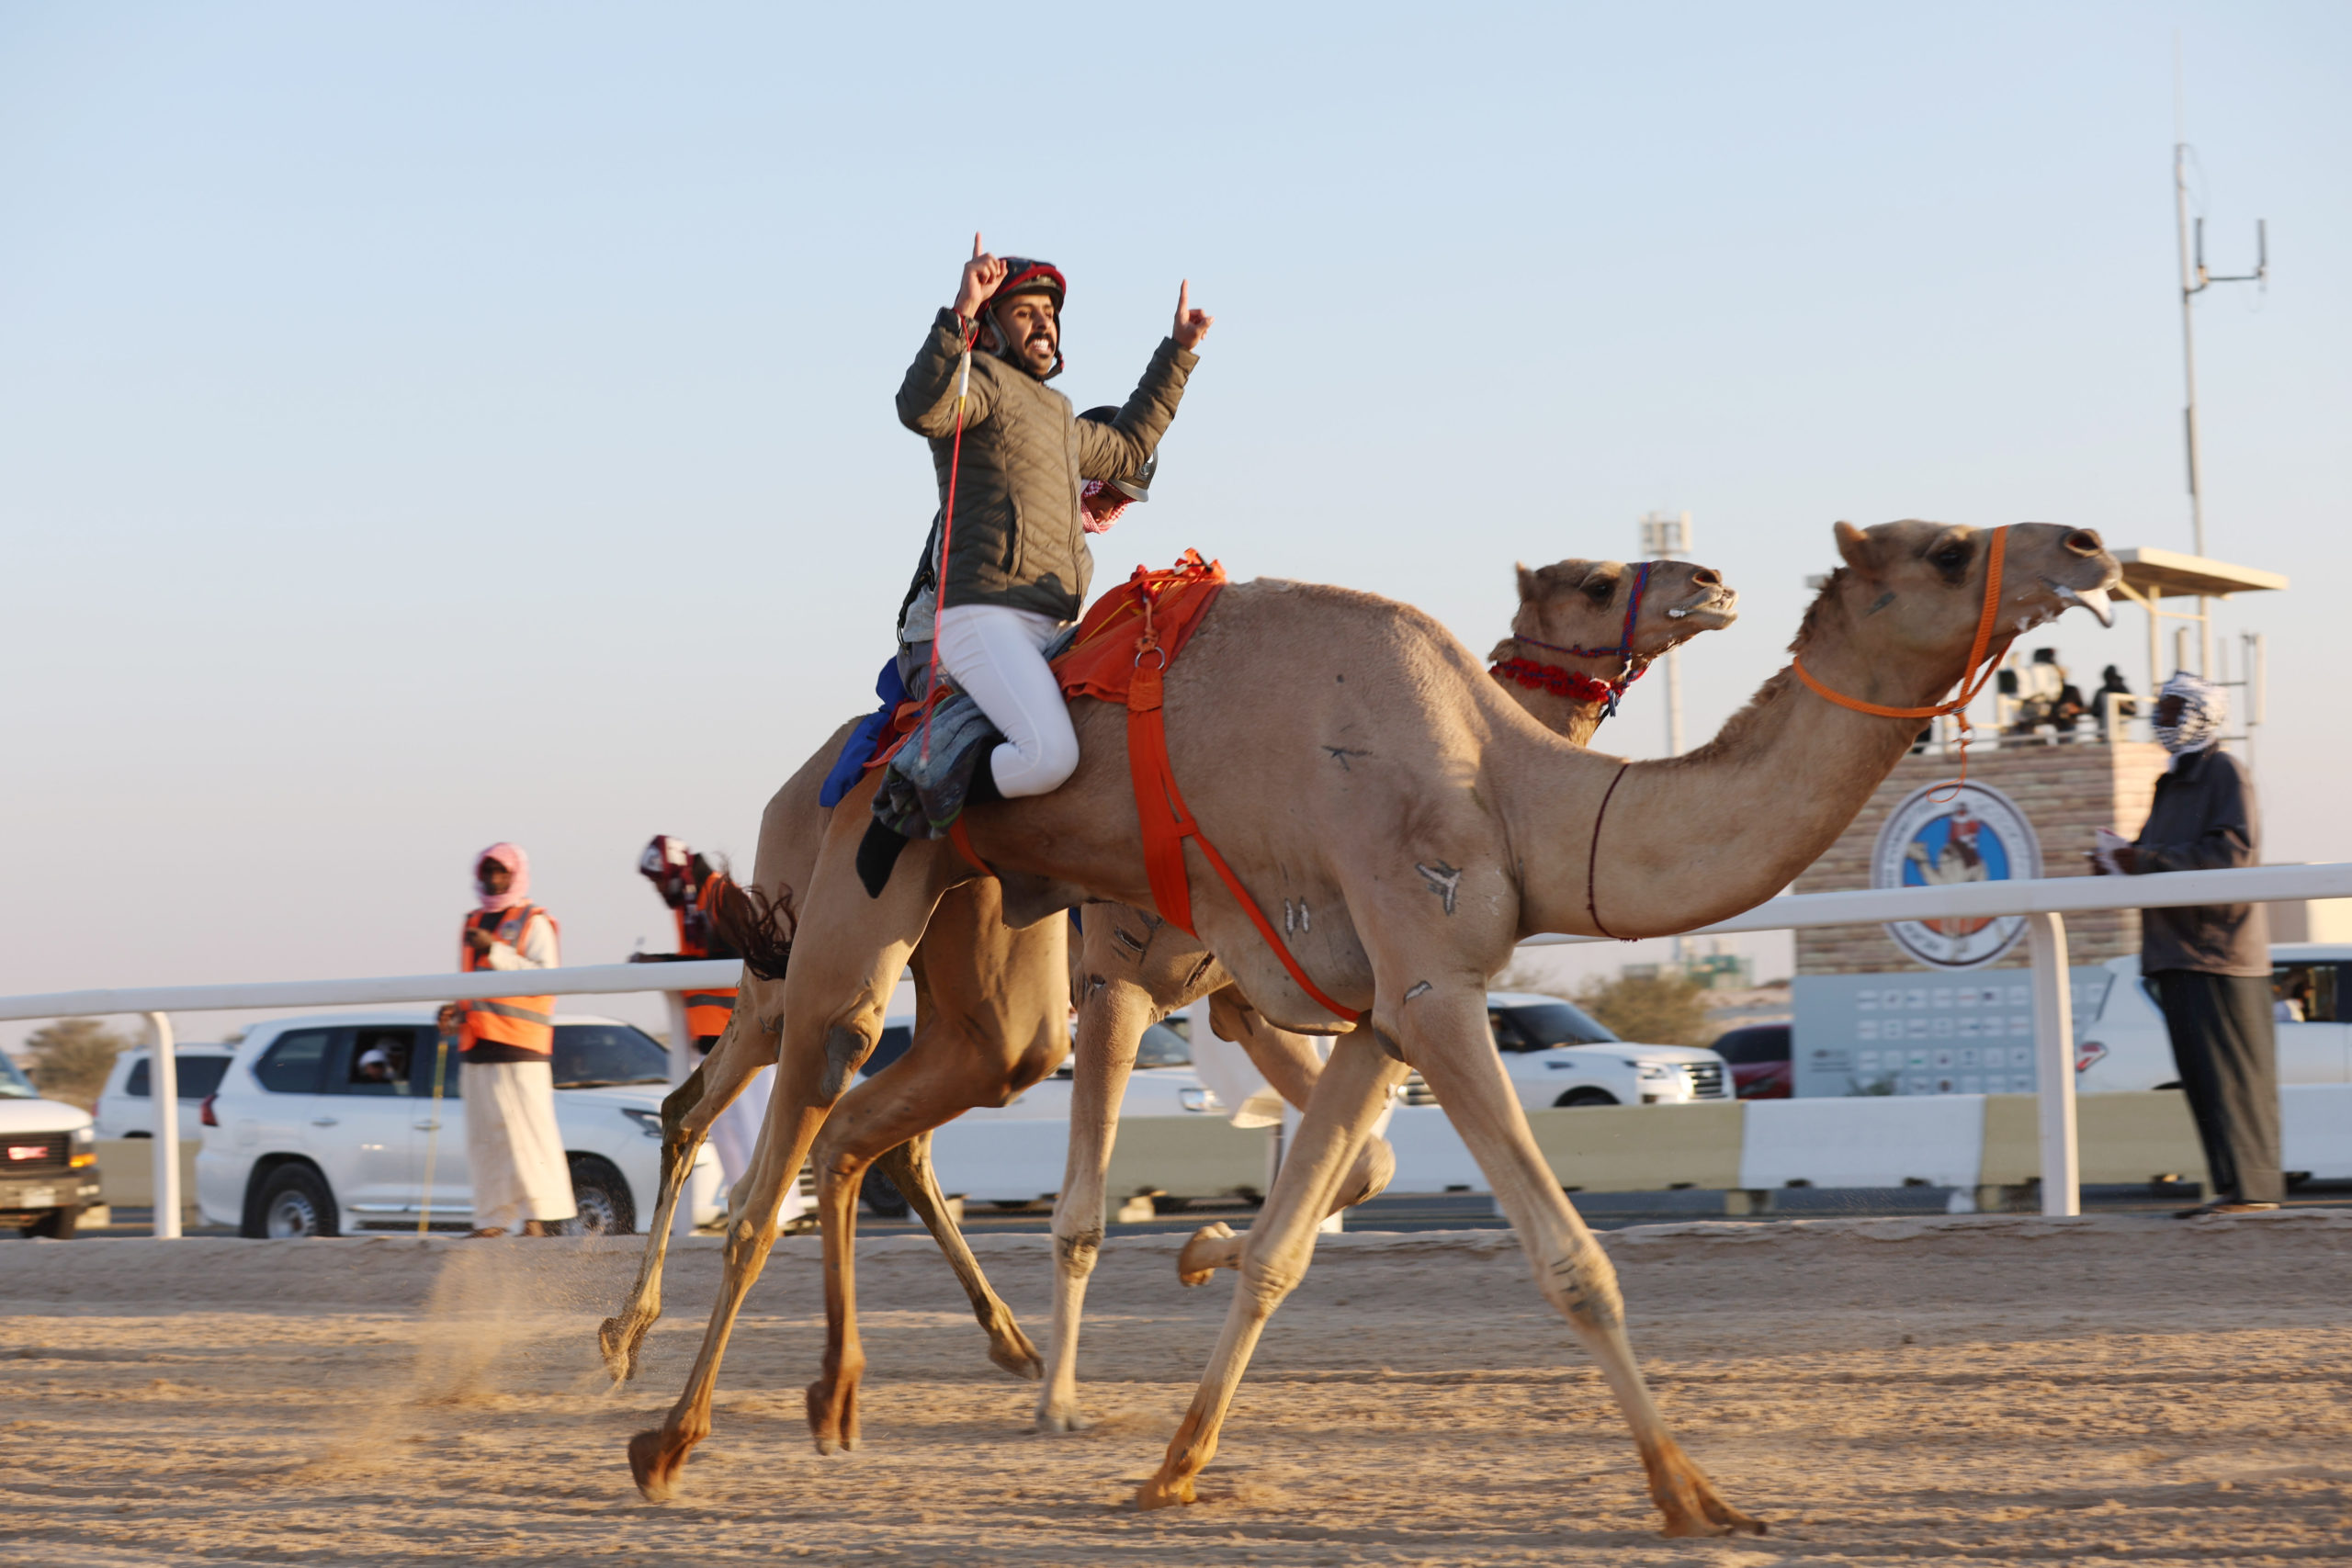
[2095,671,2281,1216]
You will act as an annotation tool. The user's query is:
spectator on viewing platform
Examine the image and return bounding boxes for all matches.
[2095,664,2137,739]
[2096,672,2281,1217]
[631,835,771,1193]
[437,842,576,1238]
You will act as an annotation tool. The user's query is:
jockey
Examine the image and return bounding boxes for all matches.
[894,237,1211,801]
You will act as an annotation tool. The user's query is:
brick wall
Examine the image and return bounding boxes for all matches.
[1793,739,2168,975]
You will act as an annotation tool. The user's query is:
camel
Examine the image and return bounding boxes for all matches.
[1030,555,1736,1434]
[625,519,2117,1538]
[596,556,1735,1438]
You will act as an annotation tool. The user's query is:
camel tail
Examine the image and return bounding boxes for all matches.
[712,874,796,982]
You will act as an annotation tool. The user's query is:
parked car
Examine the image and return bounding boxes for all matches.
[859,1009,1232,1213]
[1711,1023,1792,1099]
[1401,992,1734,1110]
[0,1051,104,1237]
[2075,943,2352,1092]
[94,1046,237,1140]
[194,1011,722,1237]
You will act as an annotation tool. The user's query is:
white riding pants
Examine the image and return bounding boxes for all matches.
[934,603,1080,797]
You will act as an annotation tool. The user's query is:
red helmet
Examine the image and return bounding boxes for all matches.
[980,257,1068,378]
[639,834,693,908]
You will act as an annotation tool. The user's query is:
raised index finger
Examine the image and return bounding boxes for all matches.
[1176,279,1190,317]
[973,231,985,259]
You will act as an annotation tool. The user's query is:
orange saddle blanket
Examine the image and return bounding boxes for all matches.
[1051,547,1227,702]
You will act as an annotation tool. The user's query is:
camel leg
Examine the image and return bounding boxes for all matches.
[598,1002,778,1382]
[876,1134,1043,1379]
[628,865,936,1501]
[1176,988,1397,1285]
[806,1046,1060,1452]
[1136,1027,1407,1509]
[1036,970,1153,1433]
[1396,983,1764,1539]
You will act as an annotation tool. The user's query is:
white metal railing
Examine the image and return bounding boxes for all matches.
[5,866,2346,1235]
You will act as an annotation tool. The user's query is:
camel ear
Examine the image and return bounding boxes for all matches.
[1833,522,1883,581]
[1515,562,1539,604]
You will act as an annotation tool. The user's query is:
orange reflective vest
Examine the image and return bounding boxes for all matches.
[675,876,739,1040]
[458,904,559,1056]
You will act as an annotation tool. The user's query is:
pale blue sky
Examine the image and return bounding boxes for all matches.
[4,3,2347,1044]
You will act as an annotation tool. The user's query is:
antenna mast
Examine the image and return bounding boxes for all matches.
[2172,71,2268,675]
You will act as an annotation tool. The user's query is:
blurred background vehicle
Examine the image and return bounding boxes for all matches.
[194,1010,722,1237]
[1399,992,1735,1110]
[2074,944,2351,1092]
[1710,1023,1792,1100]
[0,1051,103,1238]
[94,1046,237,1140]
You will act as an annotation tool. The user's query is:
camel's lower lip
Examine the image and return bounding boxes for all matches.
[2053,582,2116,627]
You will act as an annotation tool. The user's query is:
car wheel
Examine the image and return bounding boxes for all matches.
[860,1166,910,1219]
[568,1156,636,1235]
[1554,1088,1620,1109]
[256,1165,338,1238]
[21,1208,77,1240]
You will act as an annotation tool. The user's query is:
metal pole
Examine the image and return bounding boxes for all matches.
[2174,142,2214,675]
[2026,913,2079,1217]
[666,991,695,1242]
[143,1011,181,1239]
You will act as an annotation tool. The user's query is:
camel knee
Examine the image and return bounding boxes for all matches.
[661,1070,705,1140]
[1537,1239,1625,1335]
[818,1024,871,1103]
[1055,1226,1102,1280]
[1235,1250,1307,1314]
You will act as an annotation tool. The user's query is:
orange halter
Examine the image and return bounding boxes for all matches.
[1787,525,2012,798]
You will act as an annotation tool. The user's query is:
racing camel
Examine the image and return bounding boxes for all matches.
[628,519,2118,1538]
[597,556,1735,1428]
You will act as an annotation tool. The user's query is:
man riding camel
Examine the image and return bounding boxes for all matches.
[891,235,1211,809]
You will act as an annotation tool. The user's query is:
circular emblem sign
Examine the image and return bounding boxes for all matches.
[1870,781,2041,969]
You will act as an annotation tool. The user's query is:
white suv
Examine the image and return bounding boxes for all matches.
[194,1011,722,1237]
[94,1046,237,1140]
[1464,991,1735,1110]
[2075,944,2352,1092]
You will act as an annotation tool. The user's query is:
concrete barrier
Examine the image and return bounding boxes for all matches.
[93,1138,201,1218]
[1374,1086,2346,1203]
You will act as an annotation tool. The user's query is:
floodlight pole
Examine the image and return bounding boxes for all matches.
[2173,141,2267,678]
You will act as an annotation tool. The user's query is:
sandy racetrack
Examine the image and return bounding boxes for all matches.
[5,1213,2351,1566]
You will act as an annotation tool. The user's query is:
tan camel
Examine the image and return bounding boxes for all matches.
[627,520,2116,1537]
[1031,555,1737,1433]
[600,556,1733,1436]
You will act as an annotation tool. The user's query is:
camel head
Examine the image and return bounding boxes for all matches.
[1496,558,1739,678]
[1806,520,2119,688]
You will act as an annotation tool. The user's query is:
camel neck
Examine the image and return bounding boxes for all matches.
[1503,628,1975,940]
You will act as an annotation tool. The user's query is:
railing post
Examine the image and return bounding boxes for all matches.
[665,991,695,1242]
[143,1011,181,1239]
[2026,913,2079,1217]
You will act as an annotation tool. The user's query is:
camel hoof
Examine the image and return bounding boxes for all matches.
[1175,1221,1237,1287]
[989,1324,1045,1382]
[627,1428,680,1503]
[1033,1399,1088,1434]
[596,1315,644,1384]
[1133,1472,1196,1511]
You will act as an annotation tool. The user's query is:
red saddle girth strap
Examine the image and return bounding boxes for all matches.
[1124,647,1365,1024]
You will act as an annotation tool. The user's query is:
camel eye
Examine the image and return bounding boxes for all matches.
[1583,579,1615,604]
[1935,546,1968,568]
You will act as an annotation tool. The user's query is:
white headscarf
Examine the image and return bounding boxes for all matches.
[2154,671,2225,758]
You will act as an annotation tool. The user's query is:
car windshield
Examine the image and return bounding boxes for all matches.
[0,1053,36,1100]
[551,1025,670,1088]
[1498,1000,1619,1048]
